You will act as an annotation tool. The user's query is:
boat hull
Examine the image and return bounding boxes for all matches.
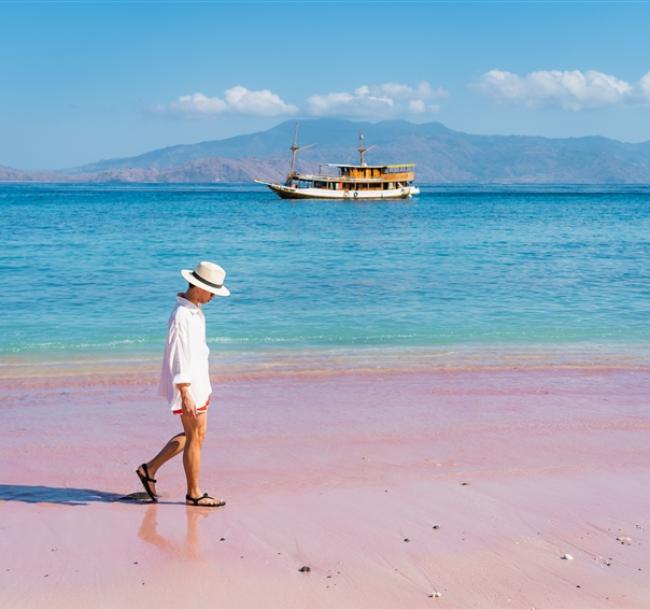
[256,181,420,200]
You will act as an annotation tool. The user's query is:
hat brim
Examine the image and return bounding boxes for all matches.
[181,269,230,297]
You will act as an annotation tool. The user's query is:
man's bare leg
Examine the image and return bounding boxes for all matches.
[137,433,186,497]
[181,412,223,506]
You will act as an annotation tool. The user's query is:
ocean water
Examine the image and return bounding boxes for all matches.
[1,183,649,368]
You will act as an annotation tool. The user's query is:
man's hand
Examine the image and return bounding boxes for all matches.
[178,384,197,417]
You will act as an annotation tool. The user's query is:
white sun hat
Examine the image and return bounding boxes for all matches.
[181,261,230,297]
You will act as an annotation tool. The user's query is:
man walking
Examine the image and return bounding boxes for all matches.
[136,261,230,507]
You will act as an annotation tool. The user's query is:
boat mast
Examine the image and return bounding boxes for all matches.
[289,124,300,175]
[358,131,375,166]
[287,123,314,182]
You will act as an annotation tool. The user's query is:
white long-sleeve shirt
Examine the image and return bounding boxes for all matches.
[158,295,212,413]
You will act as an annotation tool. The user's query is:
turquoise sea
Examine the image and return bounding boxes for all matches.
[1,183,649,369]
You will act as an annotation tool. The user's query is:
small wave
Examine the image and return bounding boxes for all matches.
[208,333,420,345]
[2,338,147,352]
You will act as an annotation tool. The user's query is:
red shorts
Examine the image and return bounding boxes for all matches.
[172,395,211,416]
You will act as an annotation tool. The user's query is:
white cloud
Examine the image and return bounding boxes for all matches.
[638,72,650,99]
[223,85,298,116]
[169,92,229,116]
[159,86,298,118]
[408,99,426,113]
[307,81,448,118]
[473,69,650,110]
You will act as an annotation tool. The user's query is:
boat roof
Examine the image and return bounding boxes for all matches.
[327,163,416,169]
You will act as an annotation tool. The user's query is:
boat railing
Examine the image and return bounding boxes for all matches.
[294,172,415,184]
[383,165,416,173]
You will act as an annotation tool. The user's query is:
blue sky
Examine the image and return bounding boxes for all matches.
[2,1,650,169]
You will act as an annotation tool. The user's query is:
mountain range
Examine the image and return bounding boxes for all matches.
[4,119,650,184]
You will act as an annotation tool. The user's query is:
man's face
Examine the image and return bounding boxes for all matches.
[196,287,214,304]
[187,284,214,305]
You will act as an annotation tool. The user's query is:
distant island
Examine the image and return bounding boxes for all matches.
[4,118,650,184]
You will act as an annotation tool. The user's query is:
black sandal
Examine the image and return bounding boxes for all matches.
[185,492,226,507]
[136,463,158,503]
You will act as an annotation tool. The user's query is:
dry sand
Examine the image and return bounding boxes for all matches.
[1,367,649,608]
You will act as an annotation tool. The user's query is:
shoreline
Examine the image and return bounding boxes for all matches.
[1,342,649,388]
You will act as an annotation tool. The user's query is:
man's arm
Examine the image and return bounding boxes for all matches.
[176,382,197,417]
[168,318,197,417]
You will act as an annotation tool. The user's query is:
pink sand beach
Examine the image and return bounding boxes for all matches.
[1,364,649,608]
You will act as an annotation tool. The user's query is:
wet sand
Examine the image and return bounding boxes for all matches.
[1,367,649,608]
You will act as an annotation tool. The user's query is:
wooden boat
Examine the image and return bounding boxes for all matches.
[256,128,420,200]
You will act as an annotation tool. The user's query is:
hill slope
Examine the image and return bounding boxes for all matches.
[4,119,650,184]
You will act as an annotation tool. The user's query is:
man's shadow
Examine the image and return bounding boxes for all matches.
[0,484,220,508]
[0,484,151,505]
[0,484,121,505]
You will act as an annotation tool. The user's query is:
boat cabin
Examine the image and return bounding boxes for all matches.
[286,163,416,192]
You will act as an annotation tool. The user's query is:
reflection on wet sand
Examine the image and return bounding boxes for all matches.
[137,504,214,560]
